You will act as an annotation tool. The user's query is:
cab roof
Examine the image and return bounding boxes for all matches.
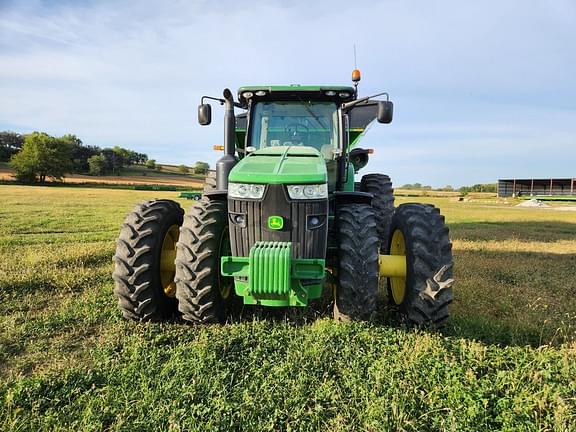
[237,85,356,106]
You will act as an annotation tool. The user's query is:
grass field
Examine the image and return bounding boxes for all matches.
[1,185,575,431]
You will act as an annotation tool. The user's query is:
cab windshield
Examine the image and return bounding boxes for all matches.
[248,101,339,159]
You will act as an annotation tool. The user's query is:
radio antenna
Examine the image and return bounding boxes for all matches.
[351,44,361,98]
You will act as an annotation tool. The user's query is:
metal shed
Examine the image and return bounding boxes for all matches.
[498,178,576,197]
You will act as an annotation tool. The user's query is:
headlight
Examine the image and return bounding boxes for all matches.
[287,184,328,200]
[228,183,266,199]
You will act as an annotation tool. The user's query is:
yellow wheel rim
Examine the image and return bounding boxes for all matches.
[390,229,406,305]
[160,224,179,297]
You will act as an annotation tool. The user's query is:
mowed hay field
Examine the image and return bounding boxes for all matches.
[0,185,575,431]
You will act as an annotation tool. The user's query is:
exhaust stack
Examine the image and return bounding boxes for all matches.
[216,88,237,191]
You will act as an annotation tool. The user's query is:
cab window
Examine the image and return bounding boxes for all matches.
[249,101,339,160]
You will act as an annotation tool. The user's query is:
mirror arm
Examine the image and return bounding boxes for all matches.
[201,95,243,109]
[341,91,389,111]
[201,95,225,105]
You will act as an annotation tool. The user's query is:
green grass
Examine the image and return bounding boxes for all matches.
[0,185,575,431]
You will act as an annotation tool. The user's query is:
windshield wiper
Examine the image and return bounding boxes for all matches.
[296,97,327,129]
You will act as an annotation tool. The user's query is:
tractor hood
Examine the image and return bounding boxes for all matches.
[228,146,327,184]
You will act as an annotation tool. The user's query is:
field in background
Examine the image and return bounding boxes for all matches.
[0,162,204,188]
[394,188,461,197]
[0,185,575,430]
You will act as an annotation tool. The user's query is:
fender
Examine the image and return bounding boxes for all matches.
[333,191,373,205]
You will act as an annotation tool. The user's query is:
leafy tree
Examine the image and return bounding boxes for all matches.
[136,152,148,165]
[96,146,148,173]
[112,146,130,166]
[146,159,156,169]
[88,154,107,175]
[60,134,82,147]
[193,161,209,175]
[124,150,146,166]
[101,148,124,174]
[0,131,24,161]
[71,144,100,173]
[4,129,149,176]
[10,132,72,183]
[61,135,101,173]
[178,164,189,174]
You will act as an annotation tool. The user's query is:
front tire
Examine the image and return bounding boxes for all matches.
[203,171,217,193]
[387,203,454,327]
[175,199,234,323]
[112,200,184,321]
[333,204,380,321]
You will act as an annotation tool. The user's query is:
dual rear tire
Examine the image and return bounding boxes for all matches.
[336,174,454,326]
[386,204,454,326]
[112,198,234,323]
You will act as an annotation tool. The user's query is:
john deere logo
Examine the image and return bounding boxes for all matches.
[268,216,284,230]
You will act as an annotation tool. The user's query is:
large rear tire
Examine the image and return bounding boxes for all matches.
[361,173,395,253]
[175,198,234,323]
[387,203,454,327]
[112,200,184,321]
[333,204,379,321]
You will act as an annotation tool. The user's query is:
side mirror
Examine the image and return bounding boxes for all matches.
[198,103,212,125]
[377,101,393,124]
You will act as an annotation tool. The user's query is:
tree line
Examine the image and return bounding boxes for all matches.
[1,131,209,183]
[1,131,147,183]
[400,182,497,194]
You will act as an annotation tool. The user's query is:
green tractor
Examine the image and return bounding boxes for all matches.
[113,72,454,325]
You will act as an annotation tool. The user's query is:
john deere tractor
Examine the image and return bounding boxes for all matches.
[113,71,454,325]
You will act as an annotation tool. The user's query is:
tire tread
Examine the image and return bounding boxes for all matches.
[112,199,183,321]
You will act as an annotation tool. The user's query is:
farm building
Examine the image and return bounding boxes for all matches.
[498,178,576,197]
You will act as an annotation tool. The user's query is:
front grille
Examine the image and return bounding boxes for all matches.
[228,184,328,259]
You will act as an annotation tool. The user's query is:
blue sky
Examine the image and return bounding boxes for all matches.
[1,0,575,187]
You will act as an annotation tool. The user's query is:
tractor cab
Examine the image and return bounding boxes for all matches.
[199,85,393,194]
[237,86,392,154]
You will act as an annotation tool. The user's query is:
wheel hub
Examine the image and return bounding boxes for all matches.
[389,229,407,305]
[160,224,179,297]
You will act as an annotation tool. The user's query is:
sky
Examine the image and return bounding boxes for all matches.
[1,0,575,187]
